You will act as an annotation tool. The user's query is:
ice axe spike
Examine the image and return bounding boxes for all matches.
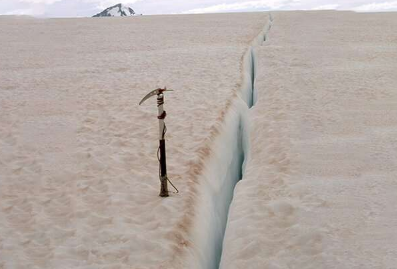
[139,87,173,105]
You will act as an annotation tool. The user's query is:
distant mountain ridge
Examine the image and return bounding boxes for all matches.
[93,3,135,17]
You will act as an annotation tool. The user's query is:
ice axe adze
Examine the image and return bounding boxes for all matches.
[139,87,177,197]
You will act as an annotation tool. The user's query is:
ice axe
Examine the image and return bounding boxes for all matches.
[139,87,177,197]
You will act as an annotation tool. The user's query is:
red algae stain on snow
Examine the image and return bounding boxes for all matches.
[0,12,269,269]
[166,28,269,267]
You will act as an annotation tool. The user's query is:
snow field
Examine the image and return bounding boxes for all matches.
[221,11,397,269]
[0,13,269,268]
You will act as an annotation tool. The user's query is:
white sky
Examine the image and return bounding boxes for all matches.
[1,0,397,17]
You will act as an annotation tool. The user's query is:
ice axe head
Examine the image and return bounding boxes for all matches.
[139,87,173,105]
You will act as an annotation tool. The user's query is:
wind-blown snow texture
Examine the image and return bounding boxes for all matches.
[221,11,397,269]
[0,13,268,268]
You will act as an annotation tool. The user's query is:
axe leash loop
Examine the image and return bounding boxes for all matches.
[157,111,167,120]
[157,97,164,107]
[157,130,179,194]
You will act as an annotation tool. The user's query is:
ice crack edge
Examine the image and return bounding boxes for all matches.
[186,14,274,269]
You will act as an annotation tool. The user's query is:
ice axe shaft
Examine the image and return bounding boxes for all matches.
[139,88,172,197]
[157,92,168,197]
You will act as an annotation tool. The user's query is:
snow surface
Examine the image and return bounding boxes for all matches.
[108,8,120,17]
[0,13,268,268]
[2,10,396,269]
[108,4,132,17]
[221,11,397,269]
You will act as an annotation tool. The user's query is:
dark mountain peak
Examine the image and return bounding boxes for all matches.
[93,3,135,17]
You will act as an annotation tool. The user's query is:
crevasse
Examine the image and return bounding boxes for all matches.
[187,14,273,269]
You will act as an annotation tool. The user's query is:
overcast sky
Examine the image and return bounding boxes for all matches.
[1,0,397,17]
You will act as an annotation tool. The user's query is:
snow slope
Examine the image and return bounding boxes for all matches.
[93,3,135,17]
[0,13,268,268]
[221,11,397,269]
